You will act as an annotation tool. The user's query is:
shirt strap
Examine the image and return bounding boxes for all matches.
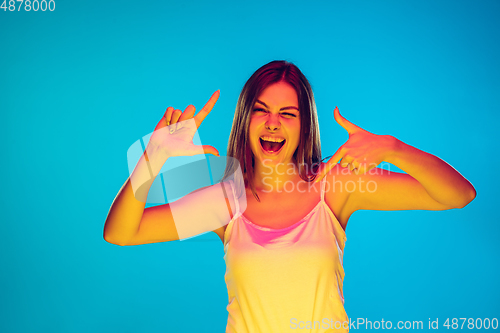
[321,176,327,202]
[220,181,235,220]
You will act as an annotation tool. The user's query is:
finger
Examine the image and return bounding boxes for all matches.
[355,159,369,175]
[350,160,360,171]
[362,162,378,175]
[194,145,220,157]
[171,109,182,124]
[179,105,196,122]
[194,90,220,128]
[314,146,347,183]
[355,163,366,175]
[334,106,366,135]
[155,107,173,130]
[339,156,354,168]
[164,106,174,125]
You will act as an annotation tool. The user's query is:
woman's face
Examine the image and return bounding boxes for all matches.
[249,81,301,167]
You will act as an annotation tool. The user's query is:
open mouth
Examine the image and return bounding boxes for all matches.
[259,136,286,154]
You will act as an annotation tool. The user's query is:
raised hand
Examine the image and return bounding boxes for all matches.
[315,107,396,182]
[148,90,221,160]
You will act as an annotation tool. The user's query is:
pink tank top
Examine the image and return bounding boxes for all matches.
[223,178,348,333]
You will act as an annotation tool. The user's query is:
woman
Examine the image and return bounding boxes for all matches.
[104,60,476,332]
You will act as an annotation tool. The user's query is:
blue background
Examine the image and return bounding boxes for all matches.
[1,0,499,331]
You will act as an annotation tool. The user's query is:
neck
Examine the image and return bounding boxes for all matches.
[252,158,303,193]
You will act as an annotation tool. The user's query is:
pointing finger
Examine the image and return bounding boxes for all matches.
[194,90,220,128]
[314,146,347,183]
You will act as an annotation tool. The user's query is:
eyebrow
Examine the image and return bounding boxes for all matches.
[255,100,299,112]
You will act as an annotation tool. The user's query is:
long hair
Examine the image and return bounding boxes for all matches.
[223,60,322,202]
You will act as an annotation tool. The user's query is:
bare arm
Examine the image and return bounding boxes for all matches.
[317,107,476,217]
[381,139,476,208]
[103,146,178,246]
[103,91,222,246]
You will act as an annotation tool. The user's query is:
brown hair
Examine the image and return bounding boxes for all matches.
[224,60,322,201]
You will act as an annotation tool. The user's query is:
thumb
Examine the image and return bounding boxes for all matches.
[200,145,220,157]
[334,106,364,134]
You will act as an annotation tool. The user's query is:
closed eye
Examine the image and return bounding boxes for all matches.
[253,108,297,118]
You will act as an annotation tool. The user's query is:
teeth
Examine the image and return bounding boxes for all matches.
[260,136,285,143]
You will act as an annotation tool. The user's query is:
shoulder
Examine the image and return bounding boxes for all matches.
[210,180,242,244]
[319,162,358,194]
[320,163,360,229]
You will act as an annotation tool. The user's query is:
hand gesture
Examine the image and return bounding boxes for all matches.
[147,90,221,160]
[315,107,396,182]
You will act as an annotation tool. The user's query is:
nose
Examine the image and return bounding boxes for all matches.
[265,114,281,131]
